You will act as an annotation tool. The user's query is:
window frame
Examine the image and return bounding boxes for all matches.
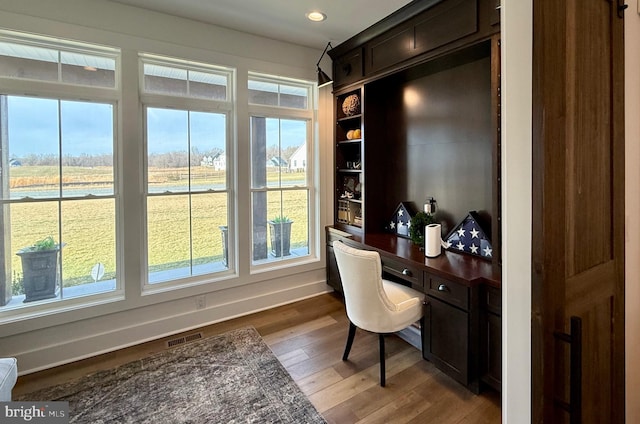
[139,54,236,292]
[247,73,317,272]
[0,30,120,90]
[0,32,123,319]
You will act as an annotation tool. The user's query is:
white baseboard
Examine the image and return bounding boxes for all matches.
[14,280,331,375]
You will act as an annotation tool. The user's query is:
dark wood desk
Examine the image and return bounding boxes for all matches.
[326,226,502,393]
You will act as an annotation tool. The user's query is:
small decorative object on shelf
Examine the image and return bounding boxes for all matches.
[444,211,493,260]
[409,211,436,247]
[388,202,418,238]
[342,94,360,116]
[340,175,361,199]
[337,200,350,223]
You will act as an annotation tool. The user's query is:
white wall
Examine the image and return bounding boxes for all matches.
[625,2,640,423]
[501,2,533,423]
[0,0,334,373]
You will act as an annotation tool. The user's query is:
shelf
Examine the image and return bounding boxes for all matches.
[339,198,362,204]
[338,139,362,145]
[335,87,364,234]
[337,114,362,122]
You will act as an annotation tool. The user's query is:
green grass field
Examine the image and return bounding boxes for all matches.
[8,165,309,293]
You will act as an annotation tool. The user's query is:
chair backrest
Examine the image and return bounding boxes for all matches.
[332,241,399,332]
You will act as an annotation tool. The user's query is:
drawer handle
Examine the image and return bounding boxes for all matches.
[437,284,449,292]
[402,268,412,277]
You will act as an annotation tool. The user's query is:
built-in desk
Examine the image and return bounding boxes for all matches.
[326,226,502,393]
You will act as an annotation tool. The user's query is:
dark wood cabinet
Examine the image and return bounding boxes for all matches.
[329,0,500,90]
[326,0,502,394]
[334,88,364,233]
[327,228,498,393]
[332,48,364,88]
[481,285,502,391]
[424,295,469,385]
[326,244,342,294]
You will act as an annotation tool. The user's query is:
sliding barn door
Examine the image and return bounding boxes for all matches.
[531,0,625,423]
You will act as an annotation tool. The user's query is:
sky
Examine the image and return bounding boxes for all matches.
[7,95,307,158]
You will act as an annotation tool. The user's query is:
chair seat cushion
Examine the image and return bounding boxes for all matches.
[378,280,424,333]
[382,280,423,305]
[0,357,18,401]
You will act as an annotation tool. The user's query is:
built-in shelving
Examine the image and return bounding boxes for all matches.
[334,87,364,231]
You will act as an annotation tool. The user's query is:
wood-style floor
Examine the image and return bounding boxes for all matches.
[13,293,501,423]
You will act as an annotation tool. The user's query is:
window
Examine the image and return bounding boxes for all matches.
[0,33,119,311]
[248,77,308,109]
[249,74,314,266]
[141,55,233,286]
[0,31,117,88]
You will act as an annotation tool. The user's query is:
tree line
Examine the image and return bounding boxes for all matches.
[14,144,302,168]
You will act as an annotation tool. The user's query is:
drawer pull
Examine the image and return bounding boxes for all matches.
[437,284,449,292]
[402,268,413,277]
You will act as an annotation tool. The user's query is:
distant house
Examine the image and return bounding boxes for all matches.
[200,154,226,171]
[9,159,21,167]
[288,144,306,172]
[212,153,226,171]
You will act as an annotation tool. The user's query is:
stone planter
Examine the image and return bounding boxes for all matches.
[16,247,61,302]
[268,220,293,257]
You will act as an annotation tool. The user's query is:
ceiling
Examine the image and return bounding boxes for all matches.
[109,0,414,49]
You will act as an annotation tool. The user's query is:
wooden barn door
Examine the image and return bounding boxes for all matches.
[531,0,625,423]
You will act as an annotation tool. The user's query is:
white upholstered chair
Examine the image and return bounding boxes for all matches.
[332,240,425,386]
[0,357,18,401]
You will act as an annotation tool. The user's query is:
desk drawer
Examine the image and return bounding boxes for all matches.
[382,257,423,290]
[426,274,469,311]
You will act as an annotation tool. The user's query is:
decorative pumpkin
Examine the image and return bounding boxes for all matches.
[342,94,360,116]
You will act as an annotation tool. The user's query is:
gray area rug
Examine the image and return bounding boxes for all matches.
[16,327,326,423]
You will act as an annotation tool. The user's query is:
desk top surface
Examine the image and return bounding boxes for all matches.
[328,228,501,288]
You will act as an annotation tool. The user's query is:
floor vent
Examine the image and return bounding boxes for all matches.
[165,332,203,349]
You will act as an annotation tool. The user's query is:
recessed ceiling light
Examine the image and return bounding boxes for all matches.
[306,11,326,22]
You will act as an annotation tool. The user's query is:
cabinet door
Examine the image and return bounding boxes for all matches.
[482,311,501,391]
[326,245,343,293]
[423,295,468,385]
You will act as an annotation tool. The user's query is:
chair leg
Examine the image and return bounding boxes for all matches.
[379,334,386,387]
[342,321,357,361]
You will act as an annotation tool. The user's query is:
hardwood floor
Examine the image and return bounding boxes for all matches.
[13,293,501,423]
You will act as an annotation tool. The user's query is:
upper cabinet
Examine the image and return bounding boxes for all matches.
[328,0,502,265]
[328,0,500,90]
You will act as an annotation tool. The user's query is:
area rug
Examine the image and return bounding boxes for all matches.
[16,327,326,423]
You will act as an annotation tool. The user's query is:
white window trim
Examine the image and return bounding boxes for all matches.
[139,55,236,292]
[247,73,318,273]
[0,32,124,320]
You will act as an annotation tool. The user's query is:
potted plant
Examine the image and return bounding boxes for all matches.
[268,216,293,257]
[409,211,436,248]
[16,236,63,302]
